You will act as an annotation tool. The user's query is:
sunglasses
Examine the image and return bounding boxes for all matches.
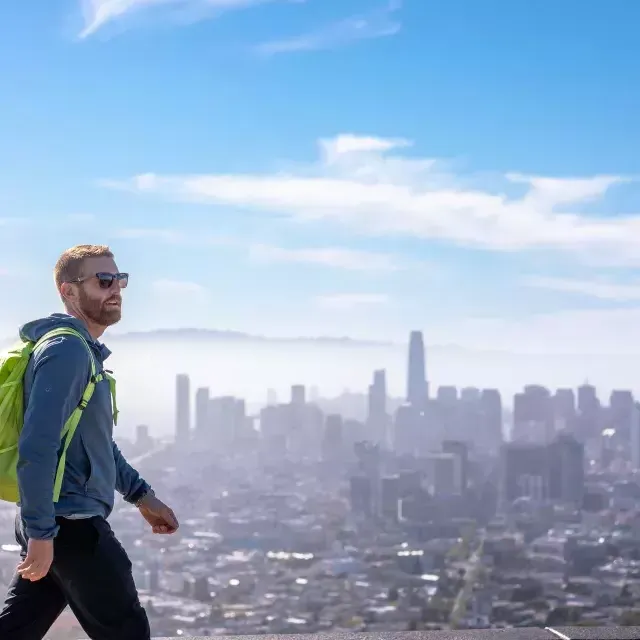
[70,272,129,289]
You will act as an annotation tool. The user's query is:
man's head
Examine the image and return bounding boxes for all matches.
[54,244,128,333]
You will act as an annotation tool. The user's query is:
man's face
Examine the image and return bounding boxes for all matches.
[76,256,126,327]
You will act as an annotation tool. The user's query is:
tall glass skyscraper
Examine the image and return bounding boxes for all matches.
[407,330,428,411]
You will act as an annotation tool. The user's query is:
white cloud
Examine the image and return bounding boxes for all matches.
[248,243,400,271]
[114,227,402,271]
[104,133,640,265]
[151,278,207,294]
[449,307,640,356]
[524,275,640,301]
[313,293,389,310]
[320,133,411,162]
[78,0,288,39]
[255,1,401,56]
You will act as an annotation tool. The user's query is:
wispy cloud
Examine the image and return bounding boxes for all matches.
[248,243,400,271]
[255,1,401,56]
[322,133,411,158]
[313,293,389,310]
[114,227,402,271]
[78,0,292,39]
[524,275,640,301]
[103,132,640,266]
[151,278,208,295]
[451,307,640,355]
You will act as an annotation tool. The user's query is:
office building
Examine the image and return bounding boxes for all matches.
[367,369,389,446]
[442,440,469,494]
[513,385,554,443]
[291,384,306,406]
[175,373,190,442]
[195,387,210,434]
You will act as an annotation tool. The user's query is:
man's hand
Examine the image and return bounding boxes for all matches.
[17,539,54,582]
[138,495,179,534]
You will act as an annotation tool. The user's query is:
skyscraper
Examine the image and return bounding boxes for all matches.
[553,388,576,431]
[175,374,191,443]
[407,330,428,410]
[501,435,585,506]
[367,369,388,446]
[195,387,210,434]
[442,440,469,494]
[368,369,387,418]
[577,383,600,440]
[291,384,306,406]
[480,389,503,452]
[547,434,585,505]
[513,385,554,443]
[437,386,458,405]
[501,442,549,504]
[609,389,634,444]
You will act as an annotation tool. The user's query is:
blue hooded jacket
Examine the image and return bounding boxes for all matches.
[17,313,150,541]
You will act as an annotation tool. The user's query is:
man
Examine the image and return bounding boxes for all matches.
[0,244,179,640]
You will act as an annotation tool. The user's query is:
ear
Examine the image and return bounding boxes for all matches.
[59,282,77,304]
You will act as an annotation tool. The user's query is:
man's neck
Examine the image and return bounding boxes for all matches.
[65,310,105,341]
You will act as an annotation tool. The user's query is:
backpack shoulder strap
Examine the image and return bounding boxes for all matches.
[33,328,101,502]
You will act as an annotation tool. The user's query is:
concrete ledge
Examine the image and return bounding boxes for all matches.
[155,628,640,640]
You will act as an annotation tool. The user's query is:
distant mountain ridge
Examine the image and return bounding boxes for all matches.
[108,327,394,348]
[4,327,636,359]
[0,327,394,350]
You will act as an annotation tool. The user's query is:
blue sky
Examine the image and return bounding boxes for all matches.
[2,0,640,353]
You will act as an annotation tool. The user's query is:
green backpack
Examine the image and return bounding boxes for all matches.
[0,327,118,503]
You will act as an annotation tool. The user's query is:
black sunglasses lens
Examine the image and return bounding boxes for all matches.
[97,274,115,289]
[96,273,129,289]
[96,273,128,288]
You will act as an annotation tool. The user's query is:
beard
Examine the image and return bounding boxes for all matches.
[79,288,122,327]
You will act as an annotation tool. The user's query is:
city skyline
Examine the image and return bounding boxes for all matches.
[170,329,639,438]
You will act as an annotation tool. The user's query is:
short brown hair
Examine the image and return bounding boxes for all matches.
[54,244,114,290]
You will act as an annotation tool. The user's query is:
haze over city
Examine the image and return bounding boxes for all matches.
[3,1,640,638]
[0,330,636,438]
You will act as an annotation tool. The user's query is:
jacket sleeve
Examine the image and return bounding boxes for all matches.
[112,441,150,504]
[17,336,90,540]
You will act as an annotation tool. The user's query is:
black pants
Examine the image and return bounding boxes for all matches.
[0,514,150,640]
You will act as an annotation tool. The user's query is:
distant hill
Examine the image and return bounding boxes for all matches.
[108,327,393,348]
[0,327,396,355]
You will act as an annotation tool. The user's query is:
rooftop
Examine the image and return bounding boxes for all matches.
[157,628,640,640]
